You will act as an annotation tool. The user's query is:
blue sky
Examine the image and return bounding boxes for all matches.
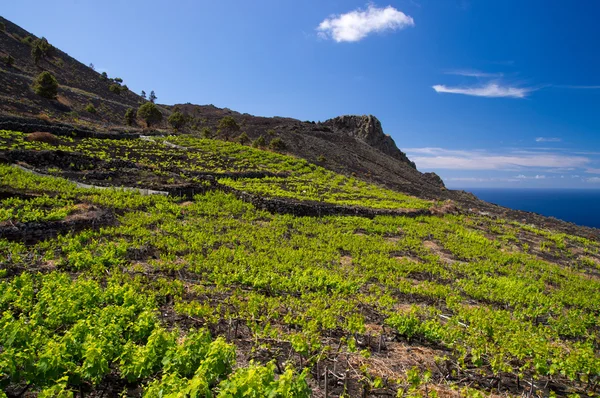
[3,0,600,188]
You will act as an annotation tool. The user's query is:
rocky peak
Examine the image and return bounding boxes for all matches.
[323,115,416,169]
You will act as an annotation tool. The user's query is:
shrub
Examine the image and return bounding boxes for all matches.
[0,22,5,32]
[168,110,186,130]
[269,137,285,151]
[124,108,136,126]
[32,71,58,99]
[101,72,108,80]
[109,84,122,94]
[267,129,276,136]
[252,135,266,148]
[137,102,162,128]
[35,37,53,55]
[201,127,213,139]
[5,55,14,66]
[149,90,157,103]
[21,35,33,45]
[317,155,326,162]
[217,116,240,140]
[114,77,123,83]
[237,132,250,145]
[31,37,53,64]
[31,45,43,64]
[85,103,97,114]
[25,132,59,145]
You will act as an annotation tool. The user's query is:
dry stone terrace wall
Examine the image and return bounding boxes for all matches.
[0,206,115,244]
[0,115,143,140]
[5,162,439,219]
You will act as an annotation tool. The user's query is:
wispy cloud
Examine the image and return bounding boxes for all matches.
[404,147,590,170]
[432,83,533,98]
[515,174,547,179]
[587,177,600,183]
[535,137,561,143]
[586,168,600,174]
[553,85,600,89]
[317,5,414,42]
[444,69,503,78]
[445,177,522,183]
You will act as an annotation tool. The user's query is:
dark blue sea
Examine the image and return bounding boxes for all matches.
[466,189,600,230]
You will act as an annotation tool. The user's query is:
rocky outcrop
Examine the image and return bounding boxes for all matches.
[323,115,416,169]
[423,172,445,188]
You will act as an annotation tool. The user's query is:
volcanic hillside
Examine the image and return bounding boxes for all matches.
[0,15,449,199]
[0,15,599,398]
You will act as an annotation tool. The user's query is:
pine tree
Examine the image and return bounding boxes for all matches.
[32,71,58,99]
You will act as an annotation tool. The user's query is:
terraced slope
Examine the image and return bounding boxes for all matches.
[0,16,451,202]
[1,131,599,397]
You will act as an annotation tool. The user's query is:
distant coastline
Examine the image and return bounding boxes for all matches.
[466,188,600,229]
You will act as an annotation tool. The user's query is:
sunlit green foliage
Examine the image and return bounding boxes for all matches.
[32,71,58,99]
[0,130,599,396]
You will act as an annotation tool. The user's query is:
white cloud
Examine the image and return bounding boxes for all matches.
[586,168,600,174]
[432,83,532,98]
[535,137,561,142]
[587,177,600,183]
[317,5,414,42]
[513,174,548,180]
[546,167,575,173]
[444,69,503,78]
[404,147,590,170]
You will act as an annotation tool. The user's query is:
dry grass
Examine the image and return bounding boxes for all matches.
[25,131,58,145]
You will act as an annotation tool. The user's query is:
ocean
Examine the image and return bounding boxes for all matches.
[466,188,600,230]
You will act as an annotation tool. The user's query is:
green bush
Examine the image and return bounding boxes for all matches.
[317,154,326,162]
[269,137,285,151]
[124,108,136,126]
[201,127,213,139]
[5,55,14,66]
[137,102,163,128]
[109,84,122,95]
[31,45,43,64]
[32,71,58,99]
[252,135,266,148]
[237,132,250,145]
[0,22,5,32]
[21,35,33,45]
[168,110,186,130]
[217,116,240,140]
[35,37,53,55]
[85,103,97,114]
[31,37,53,64]
[101,72,108,81]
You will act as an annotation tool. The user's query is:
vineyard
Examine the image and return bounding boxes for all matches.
[0,130,599,397]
